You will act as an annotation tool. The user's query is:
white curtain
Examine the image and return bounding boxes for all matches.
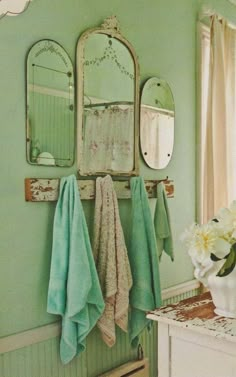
[140,107,174,169]
[82,107,134,173]
[202,16,236,223]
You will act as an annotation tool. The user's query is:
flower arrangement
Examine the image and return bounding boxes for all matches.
[181,201,236,286]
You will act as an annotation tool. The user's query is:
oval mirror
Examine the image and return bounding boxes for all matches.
[26,40,75,166]
[77,16,139,176]
[140,77,174,169]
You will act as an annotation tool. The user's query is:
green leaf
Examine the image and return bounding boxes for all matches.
[210,253,228,262]
[217,243,236,277]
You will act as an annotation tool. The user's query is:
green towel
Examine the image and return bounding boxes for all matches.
[154,182,174,261]
[47,175,105,364]
[129,177,162,347]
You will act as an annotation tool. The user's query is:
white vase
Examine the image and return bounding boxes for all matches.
[208,267,236,318]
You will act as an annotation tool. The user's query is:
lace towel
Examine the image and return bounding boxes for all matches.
[93,175,133,347]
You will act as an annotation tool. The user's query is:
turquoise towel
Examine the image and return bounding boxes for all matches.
[154,182,174,261]
[47,175,105,364]
[129,177,162,347]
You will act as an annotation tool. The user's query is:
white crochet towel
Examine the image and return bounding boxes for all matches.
[93,175,133,347]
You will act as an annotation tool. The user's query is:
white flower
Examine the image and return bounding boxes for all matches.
[180,223,197,244]
[213,237,231,259]
[181,218,232,285]
[181,223,216,264]
[216,200,236,239]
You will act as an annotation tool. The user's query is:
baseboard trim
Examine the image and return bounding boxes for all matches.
[0,279,200,354]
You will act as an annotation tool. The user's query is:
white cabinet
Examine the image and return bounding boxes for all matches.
[147,292,236,377]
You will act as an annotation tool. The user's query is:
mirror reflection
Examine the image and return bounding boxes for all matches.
[77,17,139,176]
[26,40,74,166]
[140,77,175,169]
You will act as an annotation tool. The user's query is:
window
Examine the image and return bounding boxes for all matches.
[198,17,236,223]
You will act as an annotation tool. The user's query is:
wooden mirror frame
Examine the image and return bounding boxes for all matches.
[76,16,140,177]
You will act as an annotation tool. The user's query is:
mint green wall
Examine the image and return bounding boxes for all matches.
[0,0,202,340]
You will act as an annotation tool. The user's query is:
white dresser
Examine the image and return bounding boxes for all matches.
[147,292,236,377]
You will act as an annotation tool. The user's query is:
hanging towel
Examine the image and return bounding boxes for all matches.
[93,175,133,347]
[154,182,174,261]
[129,177,162,347]
[47,175,105,364]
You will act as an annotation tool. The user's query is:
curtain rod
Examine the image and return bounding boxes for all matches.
[84,101,174,115]
[199,6,216,21]
[84,100,134,108]
[199,7,236,29]
[141,104,174,116]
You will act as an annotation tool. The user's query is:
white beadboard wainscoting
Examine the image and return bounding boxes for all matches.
[0,279,200,377]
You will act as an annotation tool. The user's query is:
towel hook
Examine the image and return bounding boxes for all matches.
[158,176,168,182]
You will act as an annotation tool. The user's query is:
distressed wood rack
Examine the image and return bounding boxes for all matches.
[25,178,174,202]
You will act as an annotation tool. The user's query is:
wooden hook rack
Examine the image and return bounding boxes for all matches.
[24,178,174,202]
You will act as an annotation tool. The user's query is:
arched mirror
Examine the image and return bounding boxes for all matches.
[140,77,174,169]
[77,16,139,176]
[26,40,75,166]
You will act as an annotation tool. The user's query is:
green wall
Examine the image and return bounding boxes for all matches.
[1,0,220,375]
[0,0,199,338]
[7,1,236,375]
[2,1,236,375]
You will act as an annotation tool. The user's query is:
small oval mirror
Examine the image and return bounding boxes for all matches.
[140,77,174,169]
[26,40,75,166]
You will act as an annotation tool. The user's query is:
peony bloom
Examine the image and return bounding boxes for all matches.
[215,200,236,239]
[181,215,233,285]
[181,223,216,263]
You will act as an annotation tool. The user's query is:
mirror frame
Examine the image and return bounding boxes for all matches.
[26,39,75,167]
[76,16,140,176]
[140,76,175,170]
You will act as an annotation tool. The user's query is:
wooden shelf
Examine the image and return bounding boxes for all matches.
[25,178,174,202]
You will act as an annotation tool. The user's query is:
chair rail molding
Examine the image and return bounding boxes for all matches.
[0,279,200,354]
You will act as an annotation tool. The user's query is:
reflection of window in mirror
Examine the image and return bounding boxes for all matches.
[77,17,140,177]
[198,17,236,223]
[82,34,135,173]
[140,77,175,170]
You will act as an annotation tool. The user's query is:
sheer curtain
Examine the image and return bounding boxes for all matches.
[140,107,174,169]
[202,15,236,223]
[82,107,134,173]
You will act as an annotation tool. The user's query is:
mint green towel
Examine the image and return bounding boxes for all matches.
[129,177,162,347]
[47,175,105,364]
[154,182,174,261]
